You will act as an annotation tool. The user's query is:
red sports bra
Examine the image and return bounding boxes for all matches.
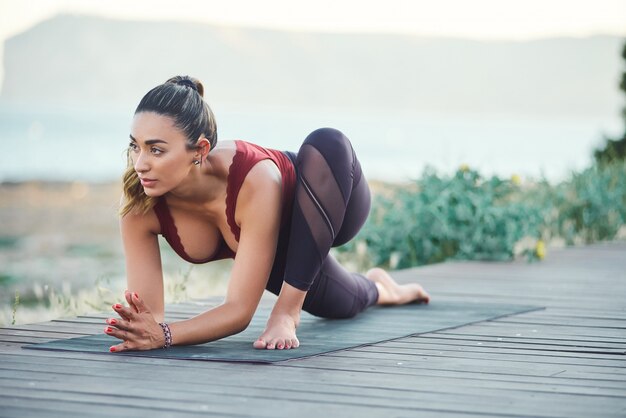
[153,140,297,264]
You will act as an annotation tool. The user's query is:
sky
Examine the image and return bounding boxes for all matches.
[1,0,625,88]
[1,0,626,42]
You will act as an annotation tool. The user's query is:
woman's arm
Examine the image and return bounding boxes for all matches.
[119,208,165,322]
[168,160,283,345]
[108,161,283,351]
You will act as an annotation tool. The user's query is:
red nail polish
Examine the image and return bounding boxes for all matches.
[109,318,117,325]
[105,327,112,333]
[114,304,122,309]
[110,347,116,352]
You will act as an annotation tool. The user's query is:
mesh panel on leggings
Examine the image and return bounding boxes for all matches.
[297,144,346,252]
[272,128,379,317]
[284,136,354,291]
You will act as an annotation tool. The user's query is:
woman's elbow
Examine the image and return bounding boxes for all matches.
[230,308,254,334]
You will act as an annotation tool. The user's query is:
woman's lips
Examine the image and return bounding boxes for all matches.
[140,178,157,187]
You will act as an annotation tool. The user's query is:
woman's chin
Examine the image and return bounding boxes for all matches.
[142,187,163,197]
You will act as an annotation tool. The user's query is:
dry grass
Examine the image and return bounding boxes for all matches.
[0,181,231,326]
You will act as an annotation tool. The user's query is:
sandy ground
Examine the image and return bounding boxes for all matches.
[0,181,231,326]
[0,179,395,326]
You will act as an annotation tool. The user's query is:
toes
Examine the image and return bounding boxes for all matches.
[265,339,276,350]
[253,339,268,350]
[254,337,299,350]
[291,338,300,349]
[284,338,298,350]
[275,338,286,350]
[253,323,300,350]
[418,288,431,303]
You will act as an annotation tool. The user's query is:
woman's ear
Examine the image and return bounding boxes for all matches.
[195,137,211,159]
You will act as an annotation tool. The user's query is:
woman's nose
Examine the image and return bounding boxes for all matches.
[134,151,149,173]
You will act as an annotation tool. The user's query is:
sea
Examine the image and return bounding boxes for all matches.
[0,101,622,185]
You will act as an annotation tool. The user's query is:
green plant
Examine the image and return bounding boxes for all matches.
[49,287,78,317]
[166,264,194,303]
[0,273,17,286]
[339,166,546,269]
[594,40,626,165]
[0,236,20,249]
[11,291,19,325]
[338,160,626,269]
[84,275,119,312]
[550,162,626,244]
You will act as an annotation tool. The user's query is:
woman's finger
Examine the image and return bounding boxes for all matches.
[109,340,131,353]
[124,290,140,313]
[109,343,123,353]
[130,291,149,314]
[112,303,134,321]
[105,317,131,331]
[103,325,130,341]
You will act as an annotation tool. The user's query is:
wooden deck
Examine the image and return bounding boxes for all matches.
[1,241,625,417]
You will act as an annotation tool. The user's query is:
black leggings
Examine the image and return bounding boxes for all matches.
[266,128,379,319]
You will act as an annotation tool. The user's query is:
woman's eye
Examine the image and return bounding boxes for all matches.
[151,147,163,155]
[128,142,138,151]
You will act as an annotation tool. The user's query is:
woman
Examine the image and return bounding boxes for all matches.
[106,75,430,353]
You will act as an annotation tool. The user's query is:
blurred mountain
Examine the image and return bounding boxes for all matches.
[1,14,623,117]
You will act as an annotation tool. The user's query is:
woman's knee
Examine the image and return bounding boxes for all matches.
[303,127,352,157]
[299,127,355,194]
[305,127,347,142]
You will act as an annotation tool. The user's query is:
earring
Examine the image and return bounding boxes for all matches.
[193,160,200,165]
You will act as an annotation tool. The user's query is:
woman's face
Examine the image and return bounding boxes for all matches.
[129,112,196,197]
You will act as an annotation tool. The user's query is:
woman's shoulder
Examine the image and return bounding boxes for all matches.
[206,140,238,176]
[119,196,161,236]
[209,139,269,179]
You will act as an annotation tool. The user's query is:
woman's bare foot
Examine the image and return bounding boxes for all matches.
[253,312,300,350]
[365,267,431,305]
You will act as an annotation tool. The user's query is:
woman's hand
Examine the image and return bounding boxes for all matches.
[105,290,165,352]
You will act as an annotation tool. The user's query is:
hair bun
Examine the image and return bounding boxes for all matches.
[178,78,197,90]
[166,75,204,97]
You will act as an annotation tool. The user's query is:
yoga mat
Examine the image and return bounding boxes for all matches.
[25,301,542,363]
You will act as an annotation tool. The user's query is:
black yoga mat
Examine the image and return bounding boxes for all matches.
[25,301,542,363]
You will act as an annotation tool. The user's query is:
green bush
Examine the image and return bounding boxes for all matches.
[338,161,626,269]
[549,161,626,244]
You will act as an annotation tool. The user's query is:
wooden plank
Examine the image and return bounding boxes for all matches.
[414,333,625,349]
[1,367,624,418]
[433,330,626,345]
[433,322,626,340]
[2,348,624,398]
[5,350,625,386]
[384,338,626,355]
[333,345,626,367]
[2,359,624,393]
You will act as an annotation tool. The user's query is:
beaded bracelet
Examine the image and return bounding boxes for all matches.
[158,322,172,349]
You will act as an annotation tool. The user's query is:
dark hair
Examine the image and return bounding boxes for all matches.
[134,75,217,150]
[120,75,217,216]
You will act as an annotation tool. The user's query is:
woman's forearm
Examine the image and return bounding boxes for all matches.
[166,283,305,347]
[168,302,252,346]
